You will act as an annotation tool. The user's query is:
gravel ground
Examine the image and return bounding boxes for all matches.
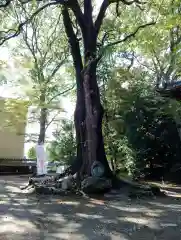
[0,175,181,240]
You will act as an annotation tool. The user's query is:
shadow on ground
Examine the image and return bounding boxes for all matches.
[0,176,181,240]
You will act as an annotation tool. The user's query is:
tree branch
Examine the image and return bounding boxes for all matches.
[84,0,93,26]
[47,84,75,104]
[153,23,181,84]
[0,1,59,46]
[31,19,43,59]
[13,3,43,81]
[126,51,135,70]
[95,0,146,35]
[46,59,66,83]
[94,0,109,35]
[41,13,62,66]
[134,55,155,72]
[119,0,146,5]
[45,110,61,131]
[151,49,166,84]
[62,7,83,78]
[165,26,181,80]
[105,21,155,48]
[70,0,85,32]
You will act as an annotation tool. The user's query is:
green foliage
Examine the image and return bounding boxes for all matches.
[95,0,181,180]
[102,64,181,179]
[12,6,69,105]
[122,93,181,178]
[5,4,73,142]
[27,146,36,159]
[47,120,76,165]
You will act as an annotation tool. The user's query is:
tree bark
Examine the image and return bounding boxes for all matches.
[62,7,86,178]
[82,63,112,177]
[81,6,112,177]
[62,5,112,179]
[38,93,47,144]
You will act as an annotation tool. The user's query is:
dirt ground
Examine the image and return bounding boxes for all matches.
[0,175,181,240]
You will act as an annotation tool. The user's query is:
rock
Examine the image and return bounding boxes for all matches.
[61,175,74,190]
[91,161,105,177]
[81,177,112,194]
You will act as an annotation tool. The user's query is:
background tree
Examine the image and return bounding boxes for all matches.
[9,3,73,144]
[47,119,76,165]
[97,29,181,180]
[27,146,36,159]
[105,67,181,179]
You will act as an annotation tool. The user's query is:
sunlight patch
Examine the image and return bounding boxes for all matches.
[90,199,105,205]
[76,213,103,219]
[118,216,160,230]
[56,200,80,206]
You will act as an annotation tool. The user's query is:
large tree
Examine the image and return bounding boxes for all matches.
[0,0,155,180]
[9,4,73,144]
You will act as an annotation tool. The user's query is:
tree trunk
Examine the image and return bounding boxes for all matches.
[62,7,86,178]
[38,93,47,144]
[62,6,112,180]
[73,72,86,177]
[81,62,112,177]
[83,73,97,175]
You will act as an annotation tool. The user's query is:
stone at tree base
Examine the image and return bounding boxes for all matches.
[61,175,74,190]
[91,161,105,177]
[81,177,112,194]
[31,174,77,196]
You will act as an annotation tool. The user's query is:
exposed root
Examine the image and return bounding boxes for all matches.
[20,167,163,199]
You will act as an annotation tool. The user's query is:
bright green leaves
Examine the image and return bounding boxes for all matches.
[103,64,181,177]
[27,146,36,159]
[47,119,76,164]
